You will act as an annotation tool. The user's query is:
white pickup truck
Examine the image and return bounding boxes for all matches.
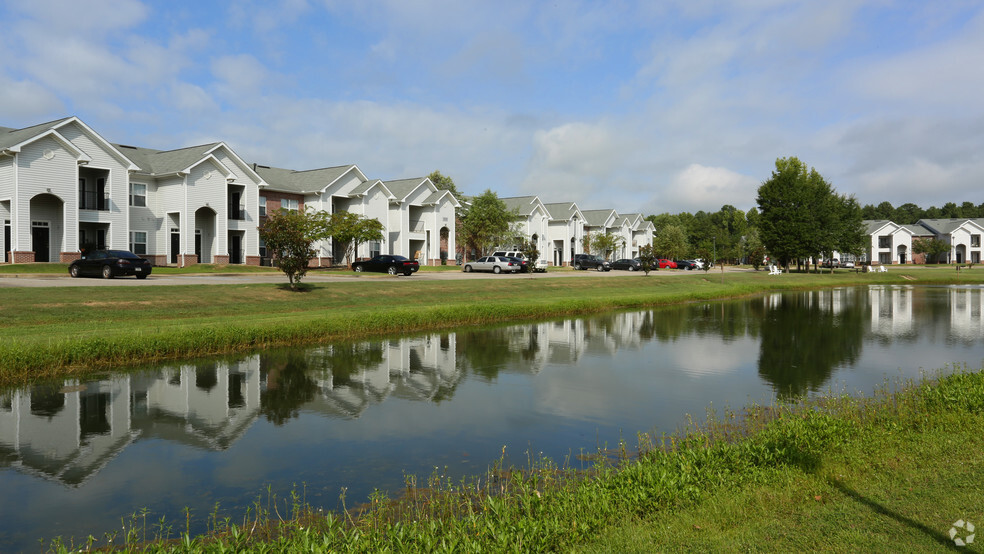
[492,251,549,272]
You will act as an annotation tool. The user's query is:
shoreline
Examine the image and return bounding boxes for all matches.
[1,268,982,387]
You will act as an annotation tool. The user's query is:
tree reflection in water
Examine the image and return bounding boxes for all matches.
[757,291,865,399]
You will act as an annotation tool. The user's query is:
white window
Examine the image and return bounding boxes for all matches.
[283,198,299,211]
[259,196,267,217]
[130,231,147,255]
[130,183,147,207]
[370,241,381,258]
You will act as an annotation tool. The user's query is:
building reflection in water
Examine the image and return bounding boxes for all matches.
[1,286,981,488]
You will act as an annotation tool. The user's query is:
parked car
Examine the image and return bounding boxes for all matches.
[658,259,677,269]
[462,256,521,274]
[689,259,705,270]
[506,256,529,272]
[674,260,697,270]
[492,250,548,272]
[842,260,855,269]
[69,250,153,279]
[610,258,642,271]
[351,255,419,275]
[573,254,611,271]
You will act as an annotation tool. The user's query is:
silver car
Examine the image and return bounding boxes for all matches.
[462,256,521,274]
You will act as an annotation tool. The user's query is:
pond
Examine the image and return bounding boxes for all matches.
[1,285,982,550]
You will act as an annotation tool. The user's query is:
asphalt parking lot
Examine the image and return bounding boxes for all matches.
[0,266,731,287]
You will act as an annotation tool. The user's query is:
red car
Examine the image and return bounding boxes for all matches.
[658,259,677,269]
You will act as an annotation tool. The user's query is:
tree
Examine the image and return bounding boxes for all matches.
[427,170,462,198]
[913,237,950,264]
[518,237,541,270]
[258,208,327,290]
[323,211,384,267]
[637,244,658,275]
[590,232,624,260]
[757,157,851,271]
[459,189,514,257]
[652,224,689,261]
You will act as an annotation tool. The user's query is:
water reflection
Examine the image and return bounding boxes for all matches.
[0,286,981,550]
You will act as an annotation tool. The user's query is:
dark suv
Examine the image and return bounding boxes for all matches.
[573,254,611,271]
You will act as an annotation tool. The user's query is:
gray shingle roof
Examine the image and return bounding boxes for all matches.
[382,178,429,201]
[542,202,579,220]
[582,209,617,228]
[0,117,75,150]
[116,143,223,176]
[254,164,355,194]
[500,196,541,215]
[863,220,897,234]
[917,218,984,235]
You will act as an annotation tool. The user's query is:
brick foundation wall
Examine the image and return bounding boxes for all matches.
[146,255,167,267]
[246,256,261,266]
[180,254,198,267]
[60,252,82,263]
[12,251,35,263]
[213,255,229,265]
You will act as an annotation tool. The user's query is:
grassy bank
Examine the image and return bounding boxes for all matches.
[47,367,984,553]
[2,267,983,386]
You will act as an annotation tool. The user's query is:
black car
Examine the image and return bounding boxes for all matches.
[351,254,419,276]
[674,260,697,270]
[610,258,642,271]
[69,250,153,279]
[507,256,530,273]
[573,254,611,271]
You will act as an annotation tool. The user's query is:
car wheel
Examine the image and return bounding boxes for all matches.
[493,266,501,274]
[574,263,581,270]
[136,274,148,279]
[464,265,472,272]
[69,265,80,278]
[387,266,398,276]
[596,265,604,271]
[102,265,114,279]
[354,266,364,273]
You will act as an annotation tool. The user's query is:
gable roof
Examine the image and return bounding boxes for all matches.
[582,208,618,228]
[117,142,226,176]
[1,116,138,170]
[543,202,583,221]
[253,164,362,195]
[499,196,544,216]
[382,177,432,202]
[917,218,984,236]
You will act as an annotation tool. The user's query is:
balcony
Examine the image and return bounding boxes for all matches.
[228,204,247,221]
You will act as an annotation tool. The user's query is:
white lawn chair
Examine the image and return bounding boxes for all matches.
[878,265,887,273]
[769,265,781,275]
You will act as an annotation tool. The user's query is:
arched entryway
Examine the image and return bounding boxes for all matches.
[194,207,217,264]
[955,244,966,264]
[440,226,450,264]
[896,244,907,264]
[29,193,64,262]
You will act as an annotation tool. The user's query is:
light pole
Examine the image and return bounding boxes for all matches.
[712,236,716,268]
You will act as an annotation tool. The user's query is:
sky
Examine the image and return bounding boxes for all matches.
[1,0,982,216]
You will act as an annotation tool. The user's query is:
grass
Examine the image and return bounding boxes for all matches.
[2,266,983,386]
[44,367,984,553]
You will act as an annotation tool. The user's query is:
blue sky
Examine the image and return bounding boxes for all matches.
[2,0,982,216]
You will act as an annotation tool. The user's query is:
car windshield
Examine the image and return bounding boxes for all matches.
[108,250,140,259]
[391,255,409,261]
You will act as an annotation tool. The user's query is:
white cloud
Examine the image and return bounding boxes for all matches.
[660,164,760,213]
[0,78,63,122]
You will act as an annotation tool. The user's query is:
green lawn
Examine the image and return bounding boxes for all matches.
[2,266,982,385]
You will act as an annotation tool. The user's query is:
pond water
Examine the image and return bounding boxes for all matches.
[1,285,982,550]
